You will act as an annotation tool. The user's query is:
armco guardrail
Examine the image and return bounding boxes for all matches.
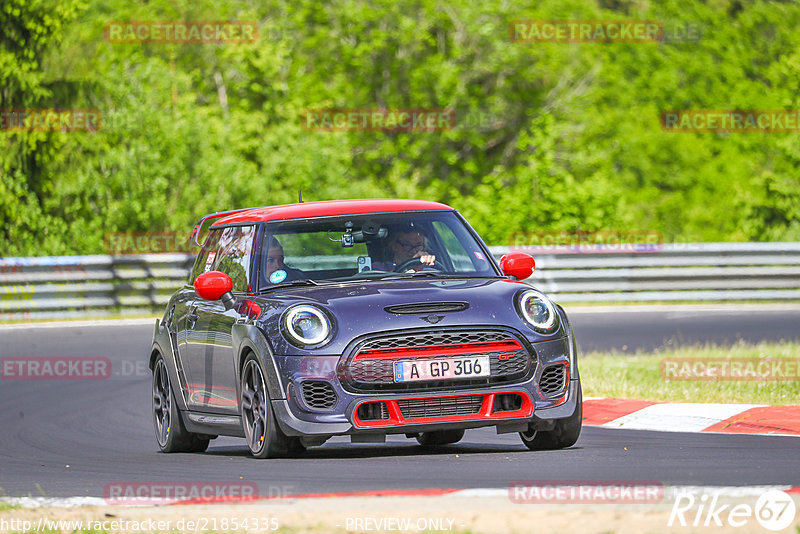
[491,242,800,302]
[0,254,194,321]
[1,243,799,320]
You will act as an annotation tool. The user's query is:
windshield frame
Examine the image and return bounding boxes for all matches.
[249,209,503,291]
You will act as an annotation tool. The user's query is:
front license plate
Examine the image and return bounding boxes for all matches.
[393,356,490,383]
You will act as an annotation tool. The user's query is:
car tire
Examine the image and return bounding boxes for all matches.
[416,429,465,447]
[240,354,294,459]
[152,355,210,453]
[520,383,582,451]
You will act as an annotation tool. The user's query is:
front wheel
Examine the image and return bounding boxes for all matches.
[520,383,582,450]
[240,355,296,458]
[152,356,209,453]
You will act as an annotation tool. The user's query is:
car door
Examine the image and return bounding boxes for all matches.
[175,231,221,408]
[183,225,256,414]
[169,286,197,404]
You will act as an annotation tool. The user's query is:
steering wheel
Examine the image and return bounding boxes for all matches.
[394,257,446,273]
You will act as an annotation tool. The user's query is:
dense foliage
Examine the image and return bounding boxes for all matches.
[2,0,799,256]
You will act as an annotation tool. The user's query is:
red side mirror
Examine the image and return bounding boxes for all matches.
[499,253,535,280]
[194,271,233,301]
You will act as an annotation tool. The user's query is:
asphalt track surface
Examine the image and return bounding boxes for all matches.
[1,306,799,498]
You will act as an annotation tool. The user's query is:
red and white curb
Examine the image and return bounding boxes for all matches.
[583,398,800,436]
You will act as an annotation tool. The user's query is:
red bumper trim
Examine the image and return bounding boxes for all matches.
[352,390,534,429]
[354,341,523,361]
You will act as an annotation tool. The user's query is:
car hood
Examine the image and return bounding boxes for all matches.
[252,277,563,355]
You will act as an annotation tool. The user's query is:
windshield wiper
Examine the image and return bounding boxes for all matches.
[257,279,321,292]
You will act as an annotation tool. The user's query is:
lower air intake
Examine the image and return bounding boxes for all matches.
[356,402,390,421]
[539,365,567,397]
[396,395,483,419]
[301,381,338,409]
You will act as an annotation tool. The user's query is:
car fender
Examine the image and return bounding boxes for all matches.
[149,318,191,411]
[231,324,286,401]
[533,304,580,420]
[553,303,579,380]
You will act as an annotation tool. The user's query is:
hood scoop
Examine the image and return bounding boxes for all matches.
[384,302,469,315]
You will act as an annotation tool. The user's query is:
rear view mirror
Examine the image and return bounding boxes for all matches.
[351,221,388,243]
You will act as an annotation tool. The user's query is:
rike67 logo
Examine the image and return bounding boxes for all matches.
[668,489,796,531]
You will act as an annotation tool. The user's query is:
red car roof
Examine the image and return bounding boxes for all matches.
[211,199,454,227]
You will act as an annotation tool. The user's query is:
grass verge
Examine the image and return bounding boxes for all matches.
[581,341,800,405]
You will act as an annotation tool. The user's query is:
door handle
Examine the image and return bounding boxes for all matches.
[187,306,199,329]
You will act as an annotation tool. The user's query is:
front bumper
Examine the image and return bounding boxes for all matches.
[273,379,580,437]
[271,333,580,437]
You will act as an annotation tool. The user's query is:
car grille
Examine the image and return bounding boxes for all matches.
[396,395,484,419]
[301,381,338,409]
[343,328,535,393]
[539,364,567,397]
[360,330,509,351]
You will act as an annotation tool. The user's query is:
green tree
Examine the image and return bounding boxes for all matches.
[0,0,85,255]
[3,0,800,256]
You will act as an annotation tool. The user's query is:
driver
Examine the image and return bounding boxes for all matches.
[379,224,436,271]
[263,236,305,284]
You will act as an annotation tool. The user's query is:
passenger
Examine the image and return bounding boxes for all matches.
[263,236,304,284]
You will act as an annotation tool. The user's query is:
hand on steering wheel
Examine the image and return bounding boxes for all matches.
[393,257,446,273]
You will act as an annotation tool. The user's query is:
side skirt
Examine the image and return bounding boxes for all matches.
[182,411,245,438]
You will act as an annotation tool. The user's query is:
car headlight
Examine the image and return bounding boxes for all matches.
[517,290,559,333]
[282,305,333,347]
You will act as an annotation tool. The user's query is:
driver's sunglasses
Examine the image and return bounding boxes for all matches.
[396,240,424,252]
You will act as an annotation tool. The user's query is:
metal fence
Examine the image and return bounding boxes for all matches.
[1,243,799,320]
[0,254,194,320]
[489,242,800,302]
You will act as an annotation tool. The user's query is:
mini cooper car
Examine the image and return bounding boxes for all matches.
[149,199,581,457]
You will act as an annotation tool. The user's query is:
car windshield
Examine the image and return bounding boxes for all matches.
[256,211,498,289]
